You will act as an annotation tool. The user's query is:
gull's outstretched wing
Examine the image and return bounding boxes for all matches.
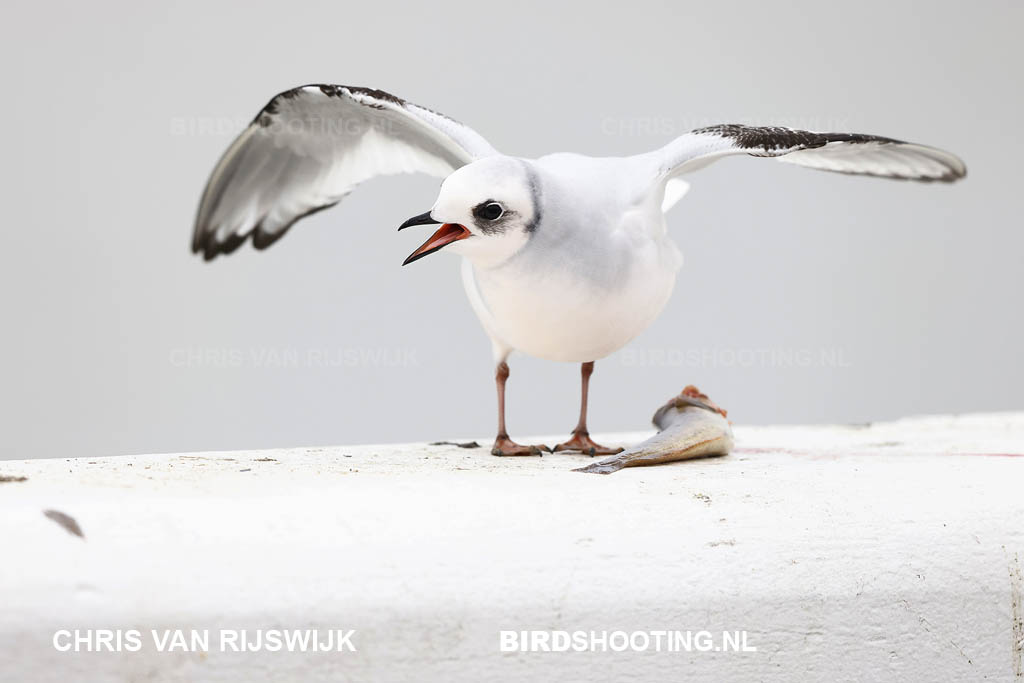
[657,124,965,184]
[193,85,499,260]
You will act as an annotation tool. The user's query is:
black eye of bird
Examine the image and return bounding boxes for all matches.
[476,202,504,221]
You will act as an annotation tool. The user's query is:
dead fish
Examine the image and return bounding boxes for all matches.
[574,386,733,475]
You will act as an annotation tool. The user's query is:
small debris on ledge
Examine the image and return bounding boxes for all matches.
[42,509,84,539]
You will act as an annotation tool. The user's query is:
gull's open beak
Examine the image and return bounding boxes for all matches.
[397,211,439,232]
[399,212,471,265]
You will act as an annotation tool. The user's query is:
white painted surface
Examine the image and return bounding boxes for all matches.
[1,413,1023,682]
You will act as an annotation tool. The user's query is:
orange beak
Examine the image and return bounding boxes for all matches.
[402,223,472,265]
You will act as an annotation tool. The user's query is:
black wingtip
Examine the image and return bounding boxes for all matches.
[193,201,342,261]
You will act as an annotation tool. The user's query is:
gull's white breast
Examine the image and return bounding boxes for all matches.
[461,154,682,363]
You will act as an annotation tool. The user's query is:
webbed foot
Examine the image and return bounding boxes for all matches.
[553,432,624,456]
[491,436,550,457]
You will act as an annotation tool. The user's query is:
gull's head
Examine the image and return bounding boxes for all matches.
[398,157,540,268]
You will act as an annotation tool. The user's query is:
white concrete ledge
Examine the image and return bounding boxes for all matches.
[2,413,1023,681]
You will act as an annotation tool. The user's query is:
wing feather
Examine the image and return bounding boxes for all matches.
[193,85,498,260]
[658,124,965,183]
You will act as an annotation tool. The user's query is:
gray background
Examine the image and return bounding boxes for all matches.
[2,0,1020,460]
